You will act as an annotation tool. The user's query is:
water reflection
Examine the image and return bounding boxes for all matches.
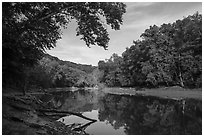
[38,89,100,112]
[98,94,201,135]
[38,89,202,135]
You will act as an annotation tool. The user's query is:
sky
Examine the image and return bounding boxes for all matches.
[46,2,202,66]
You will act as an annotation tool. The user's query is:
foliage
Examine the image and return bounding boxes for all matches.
[98,53,124,87]
[28,54,97,88]
[2,2,126,89]
[98,12,202,88]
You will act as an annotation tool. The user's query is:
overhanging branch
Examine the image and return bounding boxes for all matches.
[38,6,75,21]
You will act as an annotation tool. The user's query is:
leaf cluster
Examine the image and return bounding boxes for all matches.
[98,12,202,88]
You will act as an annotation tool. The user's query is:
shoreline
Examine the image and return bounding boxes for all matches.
[101,86,202,101]
[2,86,202,135]
[44,86,202,100]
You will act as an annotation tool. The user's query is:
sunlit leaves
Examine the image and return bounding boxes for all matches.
[98,12,202,88]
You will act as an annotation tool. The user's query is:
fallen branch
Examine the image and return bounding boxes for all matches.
[37,109,97,122]
[6,96,29,104]
[73,121,96,132]
[10,104,32,111]
[42,113,67,117]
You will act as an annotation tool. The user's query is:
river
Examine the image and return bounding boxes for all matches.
[38,88,202,135]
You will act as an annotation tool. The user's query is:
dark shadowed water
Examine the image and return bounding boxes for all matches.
[38,88,202,135]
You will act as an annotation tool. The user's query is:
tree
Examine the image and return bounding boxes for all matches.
[98,53,124,87]
[98,12,201,88]
[170,12,202,87]
[137,12,202,88]
[140,25,174,87]
[28,54,97,88]
[122,40,149,87]
[2,2,126,90]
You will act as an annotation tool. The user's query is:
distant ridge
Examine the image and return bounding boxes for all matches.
[44,54,96,74]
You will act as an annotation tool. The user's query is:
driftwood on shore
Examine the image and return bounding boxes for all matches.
[37,109,97,122]
[3,94,97,135]
[37,108,97,134]
[5,94,97,122]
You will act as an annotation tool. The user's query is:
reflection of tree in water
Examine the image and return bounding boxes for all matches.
[98,95,127,130]
[38,89,99,112]
[98,94,202,135]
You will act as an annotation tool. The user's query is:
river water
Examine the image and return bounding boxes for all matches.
[38,88,202,135]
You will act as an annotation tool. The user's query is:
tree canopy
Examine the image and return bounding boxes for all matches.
[98,12,202,88]
[2,2,126,88]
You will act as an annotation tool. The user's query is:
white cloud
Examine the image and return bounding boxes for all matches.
[126,2,155,10]
[46,2,202,66]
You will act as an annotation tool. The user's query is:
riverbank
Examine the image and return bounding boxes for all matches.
[2,86,202,134]
[102,86,202,100]
[2,88,86,135]
[44,86,202,100]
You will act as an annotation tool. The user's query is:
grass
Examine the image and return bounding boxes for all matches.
[102,86,202,100]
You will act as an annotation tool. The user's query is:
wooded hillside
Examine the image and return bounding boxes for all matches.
[98,12,202,88]
[28,54,98,88]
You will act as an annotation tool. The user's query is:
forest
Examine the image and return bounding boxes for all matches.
[3,11,202,91]
[98,12,202,88]
[2,2,125,92]
[28,12,202,89]
[24,54,97,88]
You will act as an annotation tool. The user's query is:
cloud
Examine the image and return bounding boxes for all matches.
[46,2,202,66]
[120,2,202,33]
[126,2,155,10]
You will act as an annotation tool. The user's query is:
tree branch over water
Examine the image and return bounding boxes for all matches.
[37,109,97,122]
